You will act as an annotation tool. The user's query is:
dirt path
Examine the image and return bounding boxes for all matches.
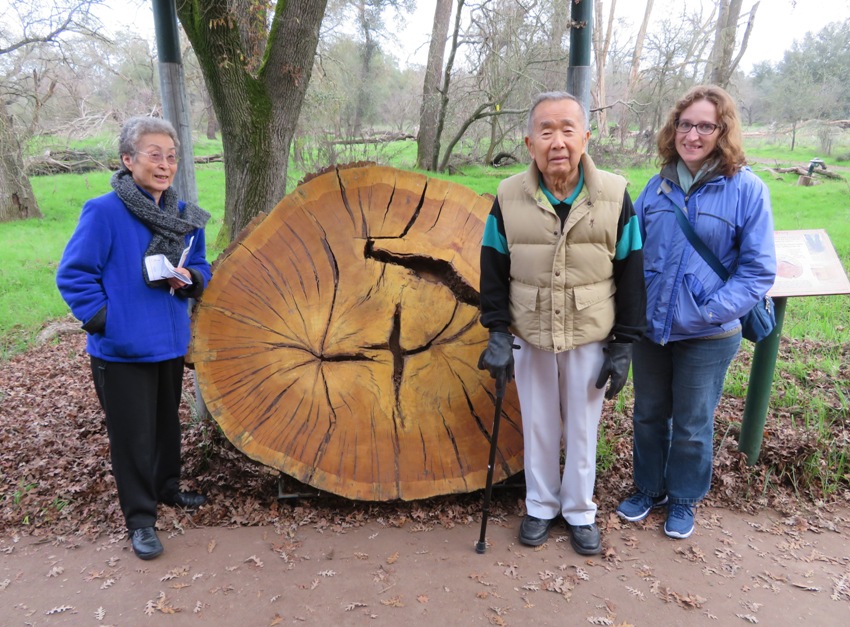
[2,505,849,626]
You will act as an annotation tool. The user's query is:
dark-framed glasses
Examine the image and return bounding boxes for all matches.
[137,150,179,165]
[675,121,720,135]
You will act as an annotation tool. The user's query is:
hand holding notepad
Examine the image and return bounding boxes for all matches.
[145,236,194,294]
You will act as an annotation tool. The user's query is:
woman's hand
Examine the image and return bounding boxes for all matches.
[167,267,192,290]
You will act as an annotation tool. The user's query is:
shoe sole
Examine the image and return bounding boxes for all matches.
[519,531,550,547]
[569,536,602,555]
[616,495,669,523]
[664,525,694,539]
[133,546,163,560]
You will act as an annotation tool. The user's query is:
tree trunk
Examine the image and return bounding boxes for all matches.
[592,0,617,139]
[203,90,218,139]
[188,164,524,501]
[351,0,380,138]
[417,0,454,170]
[0,105,41,222]
[546,0,570,89]
[176,0,328,245]
[432,0,466,172]
[619,0,654,148]
[706,0,747,88]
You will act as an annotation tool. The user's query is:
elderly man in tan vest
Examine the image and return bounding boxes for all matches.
[478,91,646,554]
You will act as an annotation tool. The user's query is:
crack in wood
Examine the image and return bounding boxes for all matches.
[388,303,404,423]
[363,240,480,307]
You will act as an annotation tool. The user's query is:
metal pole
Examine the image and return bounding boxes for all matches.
[152,0,197,203]
[152,1,208,420]
[476,372,507,554]
[738,296,787,465]
[566,0,593,117]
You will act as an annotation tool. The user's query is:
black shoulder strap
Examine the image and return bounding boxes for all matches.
[660,181,730,281]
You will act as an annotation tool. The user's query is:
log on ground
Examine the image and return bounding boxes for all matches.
[188,164,524,501]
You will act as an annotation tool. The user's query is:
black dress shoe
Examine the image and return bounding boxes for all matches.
[567,522,602,555]
[519,515,556,546]
[130,527,163,560]
[162,490,207,509]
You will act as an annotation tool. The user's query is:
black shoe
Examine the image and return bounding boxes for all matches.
[130,527,163,560]
[567,522,602,555]
[162,490,207,509]
[519,515,557,546]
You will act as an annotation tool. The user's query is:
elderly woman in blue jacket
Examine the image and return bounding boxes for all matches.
[57,117,212,560]
[616,86,776,539]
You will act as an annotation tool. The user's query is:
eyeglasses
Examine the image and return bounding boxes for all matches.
[137,151,179,165]
[675,121,720,135]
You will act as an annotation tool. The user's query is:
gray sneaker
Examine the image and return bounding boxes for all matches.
[566,522,601,555]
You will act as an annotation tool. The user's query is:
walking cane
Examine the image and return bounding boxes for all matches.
[476,370,507,554]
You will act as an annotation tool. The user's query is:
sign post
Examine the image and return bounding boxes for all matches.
[738,229,850,464]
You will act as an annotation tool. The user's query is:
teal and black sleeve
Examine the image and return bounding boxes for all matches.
[479,198,511,334]
[612,191,647,342]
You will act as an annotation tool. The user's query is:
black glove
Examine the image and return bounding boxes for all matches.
[477,331,517,382]
[594,342,632,400]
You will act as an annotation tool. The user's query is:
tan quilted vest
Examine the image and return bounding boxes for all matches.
[497,154,627,352]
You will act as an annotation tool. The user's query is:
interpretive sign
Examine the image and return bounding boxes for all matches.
[770,229,850,298]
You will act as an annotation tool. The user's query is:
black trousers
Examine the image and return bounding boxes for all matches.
[90,356,185,530]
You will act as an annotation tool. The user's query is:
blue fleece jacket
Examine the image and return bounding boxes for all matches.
[56,188,212,363]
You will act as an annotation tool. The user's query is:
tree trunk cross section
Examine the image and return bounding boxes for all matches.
[189,165,524,501]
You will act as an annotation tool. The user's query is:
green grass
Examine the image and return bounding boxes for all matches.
[5,138,849,356]
[4,132,850,501]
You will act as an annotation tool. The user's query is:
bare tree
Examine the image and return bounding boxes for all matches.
[592,0,618,139]
[618,0,653,148]
[705,0,760,88]
[637,7,716,137]
[417,0,454,170]
[0,0,103,222]
[424,0,567,171]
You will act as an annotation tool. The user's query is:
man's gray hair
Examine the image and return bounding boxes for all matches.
[118,116,180,159]
[526,91,588,135]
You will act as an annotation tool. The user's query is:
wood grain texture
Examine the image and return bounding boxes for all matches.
[188,165,523,500]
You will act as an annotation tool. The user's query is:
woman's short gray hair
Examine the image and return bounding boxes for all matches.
[118,116,179,160]
[526,91,588,135]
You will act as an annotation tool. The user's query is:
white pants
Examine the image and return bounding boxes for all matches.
[514,338,606,526]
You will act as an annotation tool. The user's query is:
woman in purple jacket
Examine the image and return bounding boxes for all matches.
[57,117,212,560]
[616,86,776,539]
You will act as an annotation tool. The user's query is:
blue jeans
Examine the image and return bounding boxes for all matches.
[631,333,741,504]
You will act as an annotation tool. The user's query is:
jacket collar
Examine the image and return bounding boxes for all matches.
[660,159,725,196]
[522,153,600,211]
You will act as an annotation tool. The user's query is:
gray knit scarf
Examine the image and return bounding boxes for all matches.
[111,170,210,286]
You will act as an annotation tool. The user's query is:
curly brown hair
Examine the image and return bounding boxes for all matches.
[656,85,746,177]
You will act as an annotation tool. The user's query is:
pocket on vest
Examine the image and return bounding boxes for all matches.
[510,281,539,311]
[574,279,616,310]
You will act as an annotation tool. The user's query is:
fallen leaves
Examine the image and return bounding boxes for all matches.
[46,564,64,578]
[245,555,264,568]
[144,591,180,615]
[45,605,75,615]
[832,569,850,601]
[344,601,368,611]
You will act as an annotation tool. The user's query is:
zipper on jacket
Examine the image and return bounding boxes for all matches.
[659,186,693,345]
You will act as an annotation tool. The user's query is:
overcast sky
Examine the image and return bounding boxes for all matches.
[100,0,850,72]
